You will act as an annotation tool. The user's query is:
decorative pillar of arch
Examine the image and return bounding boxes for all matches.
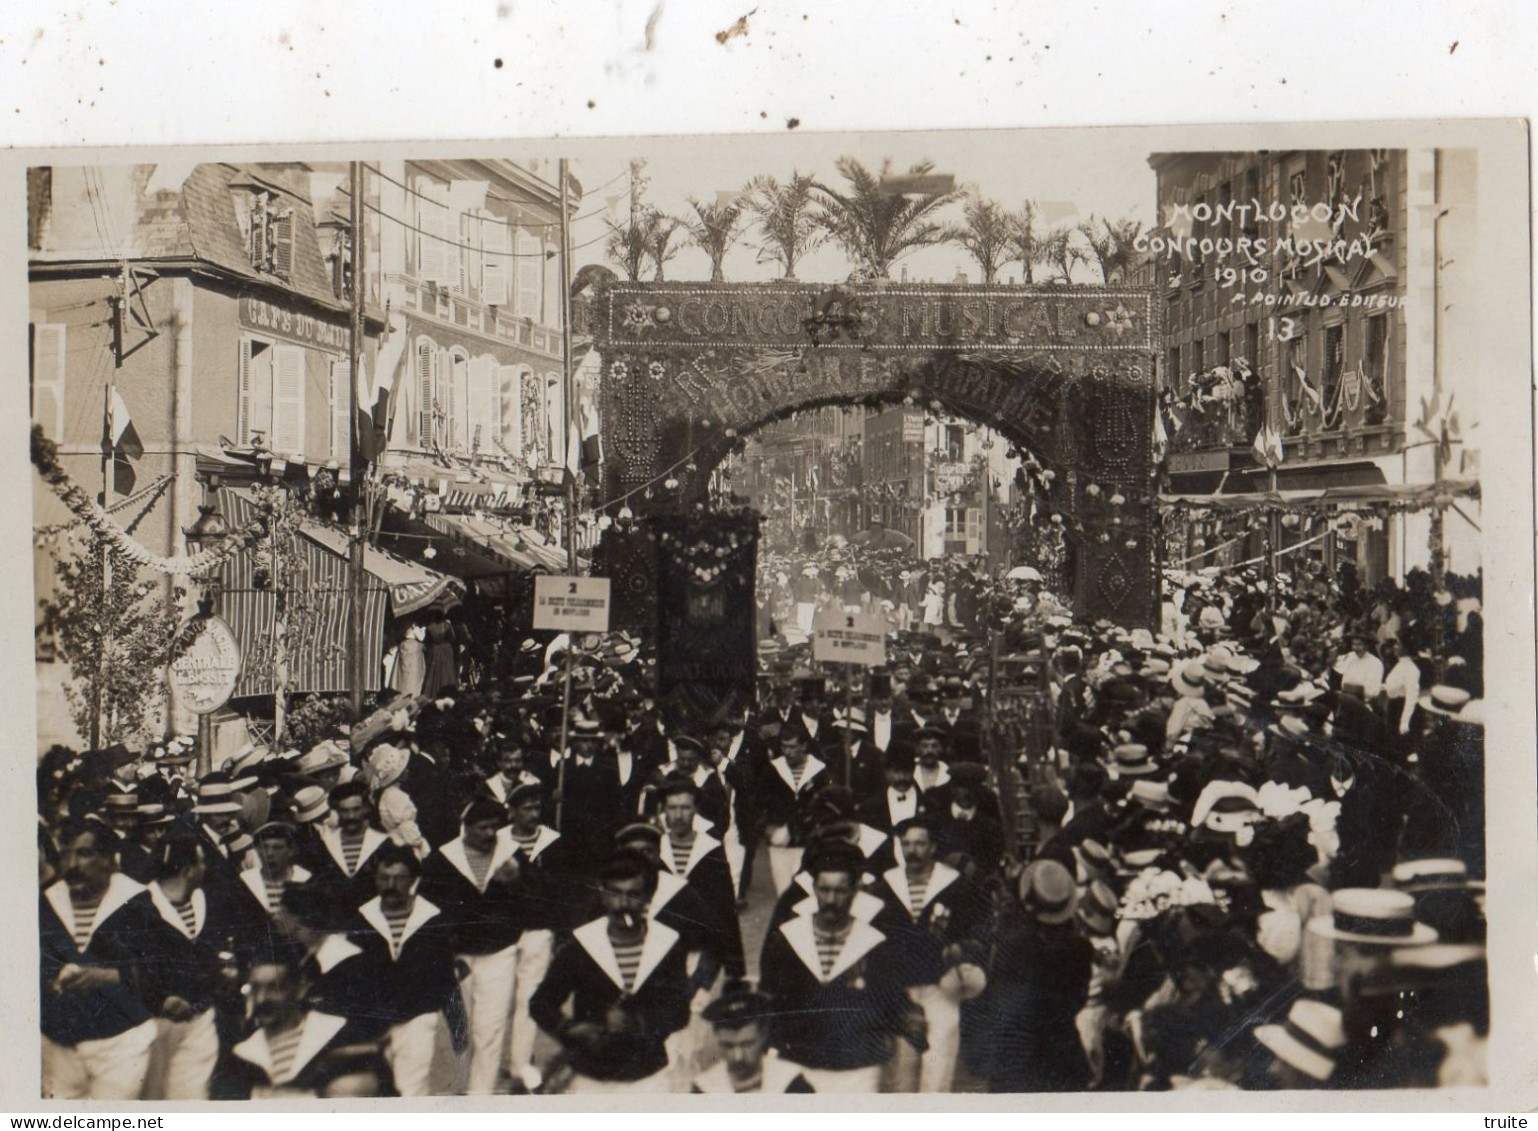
[590,281,1161,629]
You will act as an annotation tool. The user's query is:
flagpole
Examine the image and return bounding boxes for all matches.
[347,160,368,725]
[559,159,581,578]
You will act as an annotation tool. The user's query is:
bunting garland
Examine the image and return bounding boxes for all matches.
[31,428,266,575]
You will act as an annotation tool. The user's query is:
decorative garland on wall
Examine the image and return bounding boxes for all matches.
[31,428,267,576]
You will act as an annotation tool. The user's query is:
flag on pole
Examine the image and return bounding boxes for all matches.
[108,388,144,460]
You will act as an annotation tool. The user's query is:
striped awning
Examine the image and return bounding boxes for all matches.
[214,489,457,697]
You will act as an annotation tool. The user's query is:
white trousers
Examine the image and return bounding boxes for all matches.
[459,944,520,1095]
[41,1018,158,1100]
[506,929,554,1087]
[906,983,961,1094]
[567,1064,674,1094]
[723,825,747,893]
[385,1011,441,1097]
[142,1008,220,1100]
[767,845,805,897]
[791,1062,883,1094]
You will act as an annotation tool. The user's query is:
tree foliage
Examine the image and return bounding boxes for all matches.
[1077,214,1146,283]
[644,211,684,281]
[41,531,181,747]
[680,195,747,282]
[945,189,1015,284]
[744,172,825,280]
[1007,202,1053,284]
[811,157,961,279]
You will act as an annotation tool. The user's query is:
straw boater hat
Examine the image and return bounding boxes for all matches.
[1391,858,1484,894]
[1079,879,1119,936]
[290,785,331,825]
[1104,743,1159,777]
[1169,659,1207,698]
[1308,888,1438,946]
[1019,859,1078,925]
[193,772,245,816]
[1191,781,1261,835]
[1277,681,1326,706]
[1253,999,1346,1083]
[1418,684,1476,720]
[296,741,350,777]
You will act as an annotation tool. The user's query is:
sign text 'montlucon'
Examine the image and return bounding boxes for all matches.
[599,285,1156,353]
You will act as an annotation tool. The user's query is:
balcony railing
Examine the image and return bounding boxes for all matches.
[385,273,562,357]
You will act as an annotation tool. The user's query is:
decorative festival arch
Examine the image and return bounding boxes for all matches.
[589,281,1161,628]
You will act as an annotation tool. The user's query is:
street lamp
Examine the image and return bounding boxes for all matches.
[182,501,229,774]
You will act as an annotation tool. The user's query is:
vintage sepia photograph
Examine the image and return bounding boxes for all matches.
[19,121,1520,1103]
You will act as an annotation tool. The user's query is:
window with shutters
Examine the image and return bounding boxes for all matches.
[329,359,352,463]
[268,210,295,279]
[448,349,470,451]
[29,322,66,440]
[516,229,542,320]
[480,216,510,308]
[270,345,306,457]
[415,181,450,286]
[237,336,304,455]
[455,213,474,296]
[415,338,439,449]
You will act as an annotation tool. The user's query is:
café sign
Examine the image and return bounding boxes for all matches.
[168,614,243,714]
[239,295,350,352]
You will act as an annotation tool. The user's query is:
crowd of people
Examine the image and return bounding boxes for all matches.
[37,545,1488,1098]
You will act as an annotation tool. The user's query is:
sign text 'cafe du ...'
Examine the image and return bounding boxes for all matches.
[239,295,351,352]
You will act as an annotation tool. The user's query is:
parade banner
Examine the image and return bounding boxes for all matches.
[812,610,888,667]
[532,575,611,633]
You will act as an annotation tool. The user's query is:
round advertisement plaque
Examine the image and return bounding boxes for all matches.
[167,614,242,715]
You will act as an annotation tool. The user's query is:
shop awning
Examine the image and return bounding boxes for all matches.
[214,489,460,697]
[299,523,462,617]
[1159,479,1480,510]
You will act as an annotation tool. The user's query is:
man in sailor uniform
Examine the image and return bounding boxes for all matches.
[872,815,990,1093]
[502,781,571,1092]
[764,828,897,937]
[479,737,545,808]
[138,830,264,1100]
[40,822,160,1100]
[755,728,833,895]
[529,851,692,1093]
[691,987,814,1094]
[419,798,524,1095]
[343,843,461,1096]
[240,821,313,917]
[911,727,953,797]
[310,781,390,911]
[218,950,377,1098]
[758,842,923,1093]
[656,778,745,978]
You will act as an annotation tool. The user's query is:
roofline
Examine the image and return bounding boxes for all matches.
[28,256,386,327]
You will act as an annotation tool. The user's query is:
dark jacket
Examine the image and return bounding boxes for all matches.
[758,916,918,1071]
[214,1011,377,1098]
[983,916,1095,1092]
[528,917,692,1082]
[869,862,990,987]
[658,832,745,978]
[136,877,273,1015]
[306,825,392,911]
[753,755,833,847]
[343,896,461,1024]
[419,829,524,955]
[39,875,155,1046]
